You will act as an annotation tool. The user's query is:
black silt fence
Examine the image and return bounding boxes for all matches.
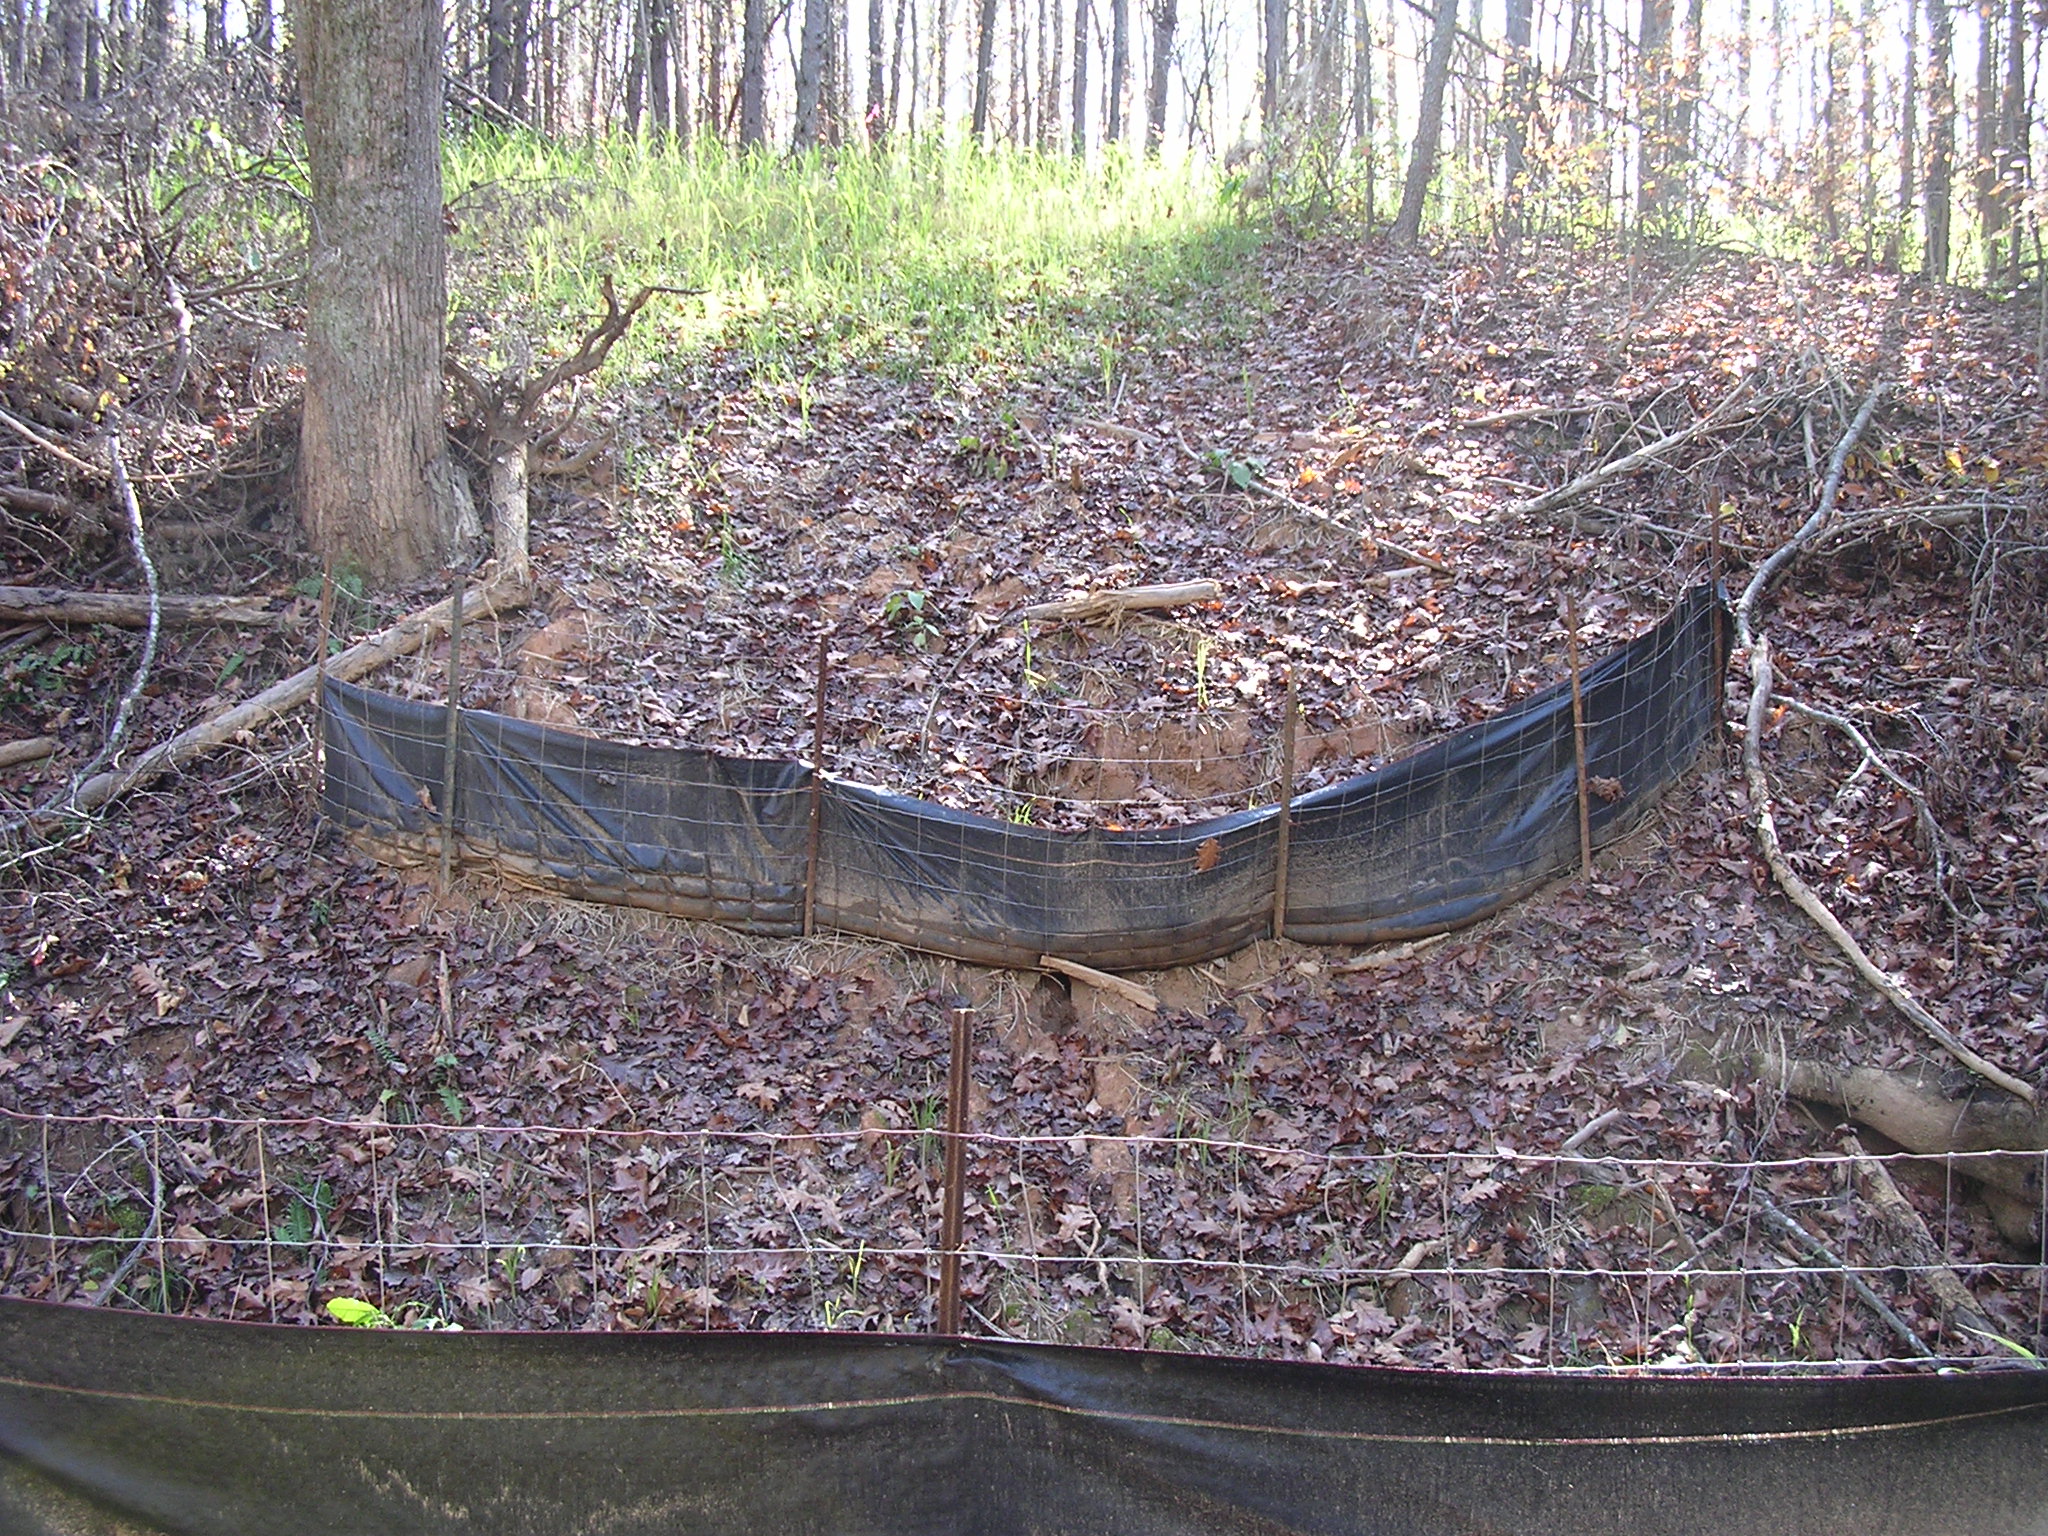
[321,585,1728,968]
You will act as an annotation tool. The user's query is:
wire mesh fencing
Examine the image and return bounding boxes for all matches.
[5,1106,2040,1373]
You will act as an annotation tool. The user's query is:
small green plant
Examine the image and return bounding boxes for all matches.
[820,1241,868,1328]
[1007,800,1036,825]
[882,589,941,651]
[326,1296,395,1328]
[1200,446,1262,491]
[498,1244,528,1289]
[272,1177,335,1249]
[430,1051,465,1122]
[717,514,756,587]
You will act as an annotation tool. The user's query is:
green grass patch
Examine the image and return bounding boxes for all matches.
[444,133,1265,384]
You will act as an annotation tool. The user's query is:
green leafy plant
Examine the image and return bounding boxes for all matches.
[272,1177,335,1249]
[882,589,941,651]
[326,1296,395,1328]
[1200,446,1262,491]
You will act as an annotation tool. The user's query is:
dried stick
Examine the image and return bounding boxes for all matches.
[0,587,278,627]
[1840,1133,1996,1342]
[92,1129,164,1307]
[1505,381,1761,527]
[1737,383,2034,1103]
[1040,955,1160,1011]
[1751,1187,1936,1360]
[1018,580,1221,623]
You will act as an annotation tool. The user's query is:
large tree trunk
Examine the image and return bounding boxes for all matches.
[1389,0,1456,246]
[1261,0,1284,136]
[1107,0,1127,143]
[295,0,476,587]
[1142,0,1171,153]
[867,0,886,138]
[739,0,767,145]
[1498,0,1534,242]
[1635,0,1674,223]
[648,0,673,137]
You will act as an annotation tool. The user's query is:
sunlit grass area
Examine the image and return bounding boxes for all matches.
[444,133,1266,383]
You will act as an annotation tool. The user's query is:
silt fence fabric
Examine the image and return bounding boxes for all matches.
[322,585,1727,968]
[2,1300,2045,1536]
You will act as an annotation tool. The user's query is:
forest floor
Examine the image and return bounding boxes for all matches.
[3,223,2046,1369]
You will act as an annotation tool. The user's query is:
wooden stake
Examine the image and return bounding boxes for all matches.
[439,567,466,893]
[1563,587,1593,882]
[1272,665,1297,939]
[803,628,831,937]
[938,1004,972,1336]
[1708,500,1728,765]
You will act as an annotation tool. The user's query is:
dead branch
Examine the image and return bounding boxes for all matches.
[1503,381,1762,527]
[34,565,533,824]
[1040,955,1160,1011]
[0,737,56,770]
[0,587,279,627]
[1019,581,1222,624]
[1841,1132,1996,1342]
[1737,382,2033,1103]
[0,403,106,479]
[1751,1187,1936,1359]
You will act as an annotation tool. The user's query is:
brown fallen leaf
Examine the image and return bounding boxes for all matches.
[1195,836,1222,871]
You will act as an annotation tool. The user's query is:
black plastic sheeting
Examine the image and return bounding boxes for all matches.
[2,1301,2045,1535]
[322,585,1727,969]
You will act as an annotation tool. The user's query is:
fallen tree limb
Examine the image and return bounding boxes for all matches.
[1040,955,1160,1012]
[1751,1186,1936,1359]
[0,737,56,770]
[45,565,533,821]
[1737,381,2033,1103]
[1841,1132,1996,1342]
[1504,382,1762,527]
[1766,1055,2046,1204]
[1019,581,1221,624]
[0,586,279,627]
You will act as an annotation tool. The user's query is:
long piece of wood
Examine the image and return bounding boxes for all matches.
[1018,581,1221,623]
[0,587,279,627]
[58,568,532,818]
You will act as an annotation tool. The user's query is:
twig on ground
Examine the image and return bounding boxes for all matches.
[1737,381,2035,1103]
[1040,955,1160,1011]
[1504,381,1762,528]
[1840,1133,1996,1343]
[1018,581,1222,624]
[92,1129,164,1308]
[1751,1186,1936,1359]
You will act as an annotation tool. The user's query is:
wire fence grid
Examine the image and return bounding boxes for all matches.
[4,1108,2041,1374]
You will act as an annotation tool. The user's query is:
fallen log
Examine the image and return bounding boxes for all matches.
[0,586,280,628]
[0,737,56,770]
[1841,1132,1996,1342]
[1019,581,1222,624]
[53,566,532,819]
[1040,955,1160,1012]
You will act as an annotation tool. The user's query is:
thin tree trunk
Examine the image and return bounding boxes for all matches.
[1143,0,1171,152]
[649,0,672,136]
[739,0,767,143]
[794,0,829,148]
[1499,0,1533,241]
[1636,0,1675,222]
[1071,0,1088,152]
[1389,0,1456,245]
[1894,0,1916,264]
[626,0,646,130]
[1107,0,1126,144]
[867,0,886,136]
[1976,0,2001,277]
[1925,0,1953,280]
[1261,0,1284,136]
[969,0,996,137]
[1046,0,1064,148]
[2001,0,2027,285]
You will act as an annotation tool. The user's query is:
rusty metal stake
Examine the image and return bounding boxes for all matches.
[1272,665,1297,939]
[938,1004,972,1336]
[439,567,466,892]
[310,563,335,817]
[803,628,831,937]
[1563,587,1593,883]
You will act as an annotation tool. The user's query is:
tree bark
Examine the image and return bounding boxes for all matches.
[1389,0,1456,246]
[1261,0,1285,135]
[1142,0,1172,153]
[970,0,997,140]
[739,0,768,145]
[1924,0,1953,280]
[1070,0,1088,153]
[867,0,887,138]
[1635,0,1675,223]
[295,0,477,586]
[1107,0,1127,144]
[1499,0,1534,242]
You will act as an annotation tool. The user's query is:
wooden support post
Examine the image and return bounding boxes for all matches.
[439,567,466,892]
[803,628,831,937]
[1563,587,1593,882]
[1272,665,1297,940]
[1708,499,1728,765]
[938,1004,972,1336]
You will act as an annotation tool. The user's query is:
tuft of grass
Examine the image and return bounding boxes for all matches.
[444,134,1264,385]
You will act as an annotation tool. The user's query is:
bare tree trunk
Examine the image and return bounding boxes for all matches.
[1499,0,1533,242]
[1070,0,1088,152]
[1635,0,1674,223]
[1975,0,2000,277]
[625,0,646,130]
[1142,0,1171,152]
[1893,0,1917,265]
[1045,0,1063,148]
[295,0,475,586]
[649,0,673,136]
[969,0,996,137]
[1107,0,1126,144]
[487,0,517,107]
[794,0,829,148]
[2000,0,2027,285]
[1925,0,1953,280]
[739,0,767,144]
[867,0,886,137]
[1389,0,1456,245]
[1261,0,1283,136]
[889,0,909,128]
